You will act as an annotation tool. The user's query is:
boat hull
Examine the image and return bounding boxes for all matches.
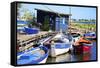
[39,56,48,63]
[17,46,49,65]
[73,45,91,54]
[50,43,71,57]
[24,27,39,34]
[84,32,96,40]
[51,48,70,57]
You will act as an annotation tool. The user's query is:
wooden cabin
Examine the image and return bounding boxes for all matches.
[35,8,71,32]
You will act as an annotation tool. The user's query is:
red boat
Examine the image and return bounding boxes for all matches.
[73,37,92,54]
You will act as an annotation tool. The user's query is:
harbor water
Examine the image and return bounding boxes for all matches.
[46,41,96,63]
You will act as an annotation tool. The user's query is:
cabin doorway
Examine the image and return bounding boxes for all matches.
[55,17,68,32]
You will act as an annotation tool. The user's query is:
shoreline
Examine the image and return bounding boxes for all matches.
[68,22,96,34]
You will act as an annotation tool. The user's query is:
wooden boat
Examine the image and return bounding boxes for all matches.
[17,46,49,65]
[74,37,92,46]
[71,33,81,44]
[84,32,96,40]
[73,37,92,54]
[17,20,39,34]
[49,33,72,57]
[24,27,39,34]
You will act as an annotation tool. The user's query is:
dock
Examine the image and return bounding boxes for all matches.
[17,31,57,52]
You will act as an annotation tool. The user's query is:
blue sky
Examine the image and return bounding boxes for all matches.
[19,3,96,20]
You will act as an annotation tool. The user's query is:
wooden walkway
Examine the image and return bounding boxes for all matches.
[17,31,57,52]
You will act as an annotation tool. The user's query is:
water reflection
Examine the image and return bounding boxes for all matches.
[47,53,71,63]
[71,52,91,61]
[46,41,96,63]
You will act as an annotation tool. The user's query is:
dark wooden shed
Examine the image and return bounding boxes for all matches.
[35,8,71,32]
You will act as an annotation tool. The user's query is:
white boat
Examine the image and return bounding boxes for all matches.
[17,46,49,65]
[71,33,81,44]
[50,33,72,57]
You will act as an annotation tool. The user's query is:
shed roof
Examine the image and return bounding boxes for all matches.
[35,8,72,16]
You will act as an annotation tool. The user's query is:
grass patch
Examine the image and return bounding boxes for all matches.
[71,22,96,29]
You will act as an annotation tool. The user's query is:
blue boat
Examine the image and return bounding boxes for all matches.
[17,20,28,33]
[24,27,39,34]
[84,32,96,40]
[17,46,49,65]
[17,20,39,34]
[50,33,72,57]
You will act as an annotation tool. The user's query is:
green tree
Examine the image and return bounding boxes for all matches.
[91,19,96,22]
[17,3,22,19]
[22,11,33,21]
[21,10,37,27]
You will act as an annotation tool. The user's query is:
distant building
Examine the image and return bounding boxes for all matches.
[35,8,71,32]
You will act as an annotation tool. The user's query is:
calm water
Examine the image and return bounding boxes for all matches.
[77,22,96,24]
[46,41,97,63]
